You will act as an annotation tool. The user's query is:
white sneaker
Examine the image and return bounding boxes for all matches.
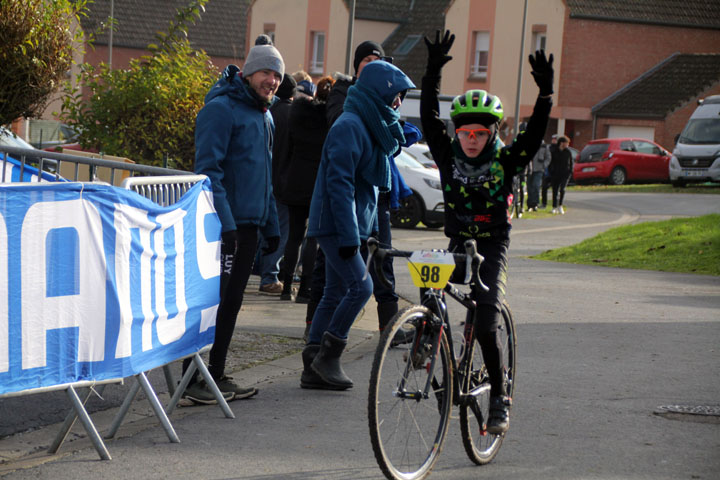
[558,206,565,214]
[551,208,558,214]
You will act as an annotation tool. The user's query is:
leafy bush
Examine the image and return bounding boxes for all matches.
[60,0,218,170]
[0,0,87,126]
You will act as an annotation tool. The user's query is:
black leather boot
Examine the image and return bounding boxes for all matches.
[300,344,335,389]
[311,332,353,390]
[377,301,398,331]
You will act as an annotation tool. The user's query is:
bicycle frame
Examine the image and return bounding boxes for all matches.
[419,283,488,416]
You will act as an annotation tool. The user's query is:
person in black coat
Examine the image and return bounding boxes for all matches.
[256,73,296,294]
[548,135,573,214]
[277,76,334,310]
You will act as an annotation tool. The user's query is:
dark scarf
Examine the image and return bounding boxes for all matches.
[343,83,405,191]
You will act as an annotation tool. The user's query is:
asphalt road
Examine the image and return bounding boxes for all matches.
[2,190,719,479]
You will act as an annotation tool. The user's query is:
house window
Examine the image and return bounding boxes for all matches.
[264,23,275,44]
[533,32,546,51]
[470,31,490,79]
[394,35,421,56]
[310,31,325,74]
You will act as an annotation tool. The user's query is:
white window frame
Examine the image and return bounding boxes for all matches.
[533,32,547,52]
[470,31,489,80]
[310,31,325,75]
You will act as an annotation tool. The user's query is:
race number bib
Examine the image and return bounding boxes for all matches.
[407,251,456,288]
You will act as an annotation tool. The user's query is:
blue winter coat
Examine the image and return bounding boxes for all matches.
[308,61,414,247]
[194,66,279,238]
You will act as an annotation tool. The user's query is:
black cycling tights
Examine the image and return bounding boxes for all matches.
[474,303,506,398]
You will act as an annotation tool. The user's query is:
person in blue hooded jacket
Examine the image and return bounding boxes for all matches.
[301,61,415,390]
[185,44,284,404]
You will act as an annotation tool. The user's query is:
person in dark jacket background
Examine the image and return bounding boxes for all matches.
[277,76,334,313]
[256,73,296,295]
[548,135,573,214]
[187,44,284,404]
[305,41,420,340]
[301,61,415,391]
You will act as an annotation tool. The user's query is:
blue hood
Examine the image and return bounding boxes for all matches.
[356,61,415,106]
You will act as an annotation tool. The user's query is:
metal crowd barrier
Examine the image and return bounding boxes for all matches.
[0,147,231,460]
[0,145,188,184]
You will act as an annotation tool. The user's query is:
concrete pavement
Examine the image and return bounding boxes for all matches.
[1,190,718,478]
[0,274,397,474]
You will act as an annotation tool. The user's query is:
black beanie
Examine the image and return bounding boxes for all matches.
[276,73,297,100]
[353,41,385,74]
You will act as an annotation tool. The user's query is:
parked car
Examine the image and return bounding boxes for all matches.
[391,150,444,229]
[0,126,59,181]
[669,95,720,187]
[573,137,671,185]
[403,143,437,169]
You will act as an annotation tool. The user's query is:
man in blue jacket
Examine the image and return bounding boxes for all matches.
[186,44,283,404]
[301,61,415,390]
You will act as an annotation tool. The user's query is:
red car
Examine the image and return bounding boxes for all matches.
[573,137,671,185]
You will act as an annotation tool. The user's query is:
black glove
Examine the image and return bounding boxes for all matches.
[338,245,359,260]
[262,236,280,254]
[424,29,455,75]
[528,50,554,97]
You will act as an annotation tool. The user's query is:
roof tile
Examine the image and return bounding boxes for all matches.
[592,53,720,117]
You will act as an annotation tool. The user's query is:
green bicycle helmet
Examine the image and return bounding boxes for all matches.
[450,89,504,127]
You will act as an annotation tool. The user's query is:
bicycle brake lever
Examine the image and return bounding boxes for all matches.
[367,237,392,289]
[462,239,490,292]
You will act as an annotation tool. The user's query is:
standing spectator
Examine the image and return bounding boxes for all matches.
[527,138,551,211]
[421,30,552,433]
[549,135,573,214]
[292,70,312,86]
[540,133,557,209]
[277,76,335,308]
[185,44,284,404]
[301,61,415,390]
[256,73,296,295]
[303,41,419,343]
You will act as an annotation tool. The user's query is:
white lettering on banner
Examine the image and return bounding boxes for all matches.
[113,204,156,358]
[21,199,106,370]
[0,211,7,373]
[154,209,187,345]
[196,190,220,280]
[114,205,190,355]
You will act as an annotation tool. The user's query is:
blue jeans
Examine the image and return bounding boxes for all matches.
[257,202,289,285]
[308,235,373,343]
[527,171,543,208]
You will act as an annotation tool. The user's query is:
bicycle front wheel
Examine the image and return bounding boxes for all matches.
[459,301,517,464]
[368,305,454,480]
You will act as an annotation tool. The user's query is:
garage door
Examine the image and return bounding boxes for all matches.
[607,125,655,141]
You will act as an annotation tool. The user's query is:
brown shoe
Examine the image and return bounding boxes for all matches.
[259,281,283,295]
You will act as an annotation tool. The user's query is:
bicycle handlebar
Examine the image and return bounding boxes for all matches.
[366,237,489,292]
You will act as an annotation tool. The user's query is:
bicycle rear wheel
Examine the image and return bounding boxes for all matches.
[368,305,454,480]
[459,301,516,464]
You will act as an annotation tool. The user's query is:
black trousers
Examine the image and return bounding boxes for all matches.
[280,204,317,295]
[184,225,258,381]
[449,236,509,397]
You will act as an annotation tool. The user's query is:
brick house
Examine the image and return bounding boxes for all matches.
[20,0,720,155]
[557,0,720,150]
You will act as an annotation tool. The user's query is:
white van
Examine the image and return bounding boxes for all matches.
[669,95,720,186]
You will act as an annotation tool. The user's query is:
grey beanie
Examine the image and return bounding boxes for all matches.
[242,45,285,78]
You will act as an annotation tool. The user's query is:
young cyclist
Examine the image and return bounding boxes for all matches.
[421,30,554,434]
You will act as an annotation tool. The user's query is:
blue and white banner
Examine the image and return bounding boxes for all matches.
[0,179,221,395]
[1,154,63,183]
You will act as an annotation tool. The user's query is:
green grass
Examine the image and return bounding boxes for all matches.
[532,214,720,275]
[568,183,720,194]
